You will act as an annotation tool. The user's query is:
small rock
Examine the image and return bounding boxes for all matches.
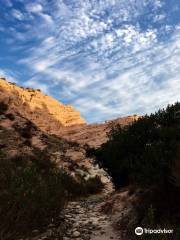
[63,237,70,240]
[40,236,48,240]
[48,223,55,228]
[73,222,80,228]
[96,225,102,230]
[73,231,80,238]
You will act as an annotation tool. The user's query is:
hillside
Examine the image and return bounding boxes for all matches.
[0,78,138,148]
[60,115,139,147]
[0,78,86,133]
[0,78,141,240]
[0,95,112,189]
[0,78,141,193]
[0,78,116,195]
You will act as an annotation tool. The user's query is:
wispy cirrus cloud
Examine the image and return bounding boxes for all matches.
[0,0,180,122]
[0,69,18,83]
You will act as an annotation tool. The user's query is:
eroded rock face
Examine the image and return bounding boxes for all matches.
[60,115,140,147]
[0,78,139,195]
[0,111,113,197]
[0,78,113,195]
[0,78,86,135]
[0,78,139,149]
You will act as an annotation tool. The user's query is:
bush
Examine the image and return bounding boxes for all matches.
[90,102,180,188]
[89,102,180,239]
[83,175,104,194]
[13,121,37,139]
[0,152,74,239]
[0,152,67,239]
[59,171,104,197]
[0,150,104,239]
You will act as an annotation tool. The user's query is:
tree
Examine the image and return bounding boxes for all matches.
[89,102,180,188]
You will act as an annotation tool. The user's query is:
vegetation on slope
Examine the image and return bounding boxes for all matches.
[0,150,103,239]
[0,102,104,239]
[86,102,180,238]
[87,102,180,188]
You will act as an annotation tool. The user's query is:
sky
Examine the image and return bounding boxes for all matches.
[0,0,180,123]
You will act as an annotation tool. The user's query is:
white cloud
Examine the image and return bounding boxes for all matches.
[40,13,53,24]
[49,29,179,122]
[0,69,18,83]
[153,14,166,22]
[4,0,180,122]
[11,9,24,20]
[25,2,53,25]
[25,77,50,93]
[153,0,164,9]
[26,3,43,14]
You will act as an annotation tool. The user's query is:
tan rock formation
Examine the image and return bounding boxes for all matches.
[60,115,140,147]
[0,90,113,195]
[0,78,139,149]
[0,78,113,194]
[0,78,86,135]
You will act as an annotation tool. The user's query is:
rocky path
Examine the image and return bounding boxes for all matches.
[62,200,120,240]
[27,197,121,240]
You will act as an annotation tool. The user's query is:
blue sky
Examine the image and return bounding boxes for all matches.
[0,0,180,123]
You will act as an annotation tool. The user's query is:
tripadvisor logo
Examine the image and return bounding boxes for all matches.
[135,227,174,236]
[135,227,143,235]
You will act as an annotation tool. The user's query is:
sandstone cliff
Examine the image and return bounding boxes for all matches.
[60,115,139,147]
[0,78,113,194]
[0,78,86,135]
[0,78,139,148]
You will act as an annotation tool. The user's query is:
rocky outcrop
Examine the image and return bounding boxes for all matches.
[0,80,113,196]
[0,78,139,148]
[0,78,86,135]
[0,107,113,194]
[60,115,139,147]
[0,78,139,197]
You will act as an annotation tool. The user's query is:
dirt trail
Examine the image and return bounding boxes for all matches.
[21,194,125,240]
[62,199,120,240]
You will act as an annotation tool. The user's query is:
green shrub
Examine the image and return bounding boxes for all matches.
[83,175,104,194]
[0,150,104,239]
[0,153,67,239]
[59,171,104,197]
[91,102,180,188]
[90,103,180,239]
[142,205,156,227]
[0,153,72,239]
[176,229,180,240]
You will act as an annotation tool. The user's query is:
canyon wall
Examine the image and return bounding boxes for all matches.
[0,78,139,148]
[0,78,86,135]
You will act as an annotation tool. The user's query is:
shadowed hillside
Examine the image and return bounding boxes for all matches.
[0,79,113,239]
[88,102,180,239]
